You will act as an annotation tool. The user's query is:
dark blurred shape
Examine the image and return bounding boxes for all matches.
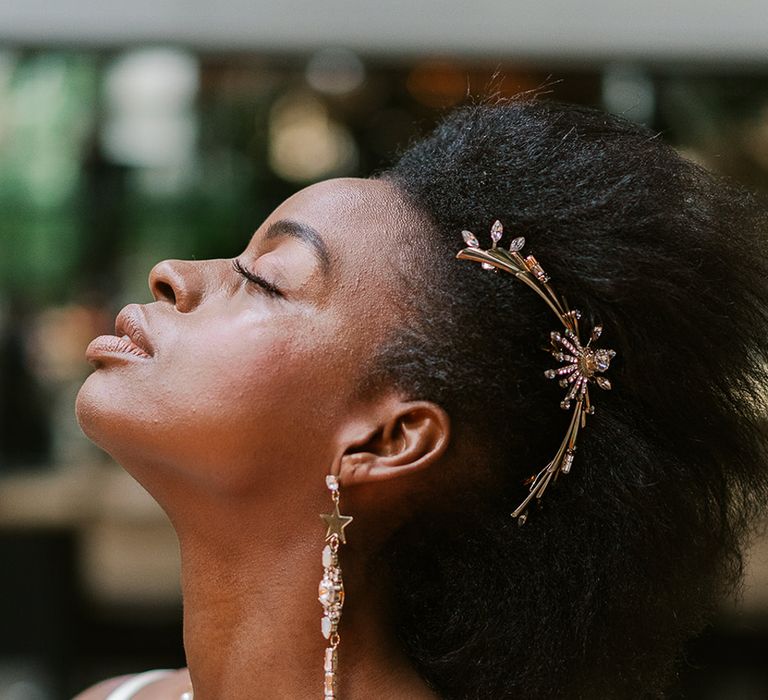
[0,530,78,694]
[0,298,52,470]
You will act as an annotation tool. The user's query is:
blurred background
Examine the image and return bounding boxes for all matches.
[1,2,767,698]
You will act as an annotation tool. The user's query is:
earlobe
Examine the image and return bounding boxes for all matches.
[337,400,451,485]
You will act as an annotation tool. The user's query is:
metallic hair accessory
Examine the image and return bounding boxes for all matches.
[456,220,616,525]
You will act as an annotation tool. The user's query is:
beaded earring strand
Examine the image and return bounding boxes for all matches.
[318,474,354,699]
[173,475,354,700]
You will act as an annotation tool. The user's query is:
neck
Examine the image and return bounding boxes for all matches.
[172,497,438,700]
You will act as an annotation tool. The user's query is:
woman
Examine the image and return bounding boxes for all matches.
[74,96,768,699]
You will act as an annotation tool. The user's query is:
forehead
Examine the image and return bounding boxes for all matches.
[262,177,418,293]
[261,175,419,307]
[267,177,409,256]
[261,178,417,375]
[253,177,428,400]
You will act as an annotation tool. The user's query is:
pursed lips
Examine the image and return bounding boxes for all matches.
[114,304,154,357]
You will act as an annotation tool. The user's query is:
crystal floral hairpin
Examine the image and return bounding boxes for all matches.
[456,220,616,525]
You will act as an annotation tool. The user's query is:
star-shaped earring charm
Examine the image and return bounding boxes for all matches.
[320,501,354,544]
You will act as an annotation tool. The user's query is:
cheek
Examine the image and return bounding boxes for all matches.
[81,307,344,494]
[75,298,365,498]
[160,316,330,478]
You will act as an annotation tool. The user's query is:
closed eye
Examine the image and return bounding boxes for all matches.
[232,258,283,298]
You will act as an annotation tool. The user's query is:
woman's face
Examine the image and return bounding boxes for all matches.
[75,177,417,501]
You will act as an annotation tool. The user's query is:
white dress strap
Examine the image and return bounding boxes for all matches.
[105,670,176,700]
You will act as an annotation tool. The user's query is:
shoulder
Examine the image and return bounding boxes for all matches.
[72,669,190,700]
[72,674,135,700]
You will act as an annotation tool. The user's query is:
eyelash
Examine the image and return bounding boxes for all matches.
[232,258,283,298]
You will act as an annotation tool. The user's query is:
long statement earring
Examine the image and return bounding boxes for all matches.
[318,474,353,699]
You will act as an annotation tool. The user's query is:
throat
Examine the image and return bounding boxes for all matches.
[176,522,434,699]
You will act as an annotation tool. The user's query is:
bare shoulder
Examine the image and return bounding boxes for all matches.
[72,669,191,700]
[71,674,135,700]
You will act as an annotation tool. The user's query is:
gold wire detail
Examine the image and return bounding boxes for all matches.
[457,221,616,525]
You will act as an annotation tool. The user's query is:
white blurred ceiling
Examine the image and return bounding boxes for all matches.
[0,0,767,64]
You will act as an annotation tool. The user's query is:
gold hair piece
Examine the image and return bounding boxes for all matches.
[456,220,616,525]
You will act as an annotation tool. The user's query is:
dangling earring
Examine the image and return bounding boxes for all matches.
[318,474,353,699]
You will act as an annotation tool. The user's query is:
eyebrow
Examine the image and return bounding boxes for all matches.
[261,218,332,276]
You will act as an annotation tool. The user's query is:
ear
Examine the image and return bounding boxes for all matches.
[336,397,451,486]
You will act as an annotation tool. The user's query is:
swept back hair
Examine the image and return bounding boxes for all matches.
[359,94,768,699]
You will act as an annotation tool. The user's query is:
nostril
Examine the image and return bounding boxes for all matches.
[155,280,176,305]
[149,258,201,310]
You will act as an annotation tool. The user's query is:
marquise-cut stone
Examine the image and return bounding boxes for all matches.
[490,219,503,242]
[322,544,333,568]
[596,376,612,390]
[509,236,525,252]
[461,230,480,247]
[321,615,333,638]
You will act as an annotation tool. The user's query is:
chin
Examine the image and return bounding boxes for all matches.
[75,372,137,458]
[76,373,103,438]
[75,376,114,455]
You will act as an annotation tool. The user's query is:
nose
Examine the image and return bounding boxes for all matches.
[148,259,205,311]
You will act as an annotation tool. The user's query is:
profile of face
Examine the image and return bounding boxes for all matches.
[75,177,446,516]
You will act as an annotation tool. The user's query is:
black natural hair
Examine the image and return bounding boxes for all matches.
[362,95,768,699]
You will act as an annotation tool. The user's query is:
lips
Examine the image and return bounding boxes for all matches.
[114,304,154,357]
[85,304,155,366]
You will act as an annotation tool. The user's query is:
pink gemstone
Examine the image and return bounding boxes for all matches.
[461,230,480,247]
